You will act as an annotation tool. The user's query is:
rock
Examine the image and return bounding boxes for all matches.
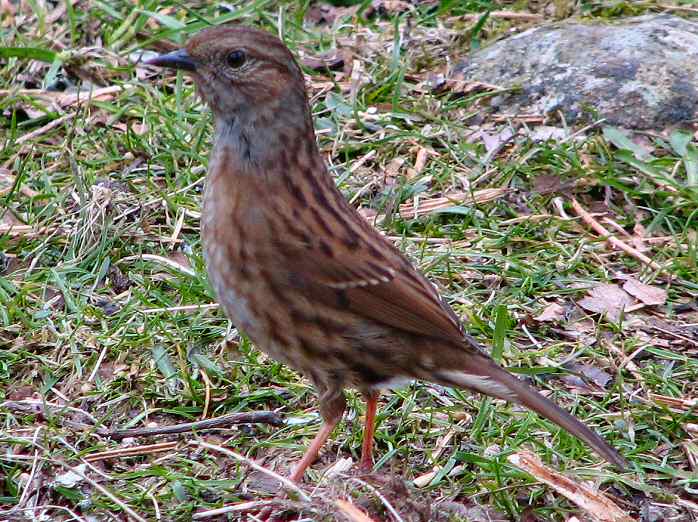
[454,15,698,129]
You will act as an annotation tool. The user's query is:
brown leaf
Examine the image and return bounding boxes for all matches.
[533,174,563,194]
[169,251,192,271]
[508,451,633,522]
[622,278,667,306]
[480,127,515,155]
[383,157,405,185]
[562,363,612,391]
[534,302,565,322]
[577,284,633,322]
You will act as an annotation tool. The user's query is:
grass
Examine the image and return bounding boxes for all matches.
[1,1,697,520]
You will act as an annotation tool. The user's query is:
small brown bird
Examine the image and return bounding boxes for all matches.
[146,25,626,480]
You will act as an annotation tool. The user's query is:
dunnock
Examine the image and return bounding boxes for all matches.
[146,25,626,481]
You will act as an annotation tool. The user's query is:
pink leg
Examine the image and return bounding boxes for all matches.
[289,419,339,483]
[360,393,379,472]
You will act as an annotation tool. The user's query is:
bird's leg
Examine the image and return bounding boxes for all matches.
[289,389,346,483]
[359,391,379,472]
[289,421,338,483]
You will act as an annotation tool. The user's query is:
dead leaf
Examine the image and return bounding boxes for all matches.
[406,146,431,179]
[168,251,192,271]
[358,207,379,223]
[562,363,612,390]
[534,302,566,322]
[578,284,633,322]
[479,128,515,155]
[53,464,88,488]
[622,278,667,306]
[533,174,563,194]
[383,157,404,185]
[508,451,633,522]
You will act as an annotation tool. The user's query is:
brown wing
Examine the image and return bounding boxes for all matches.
[276,229,466,345]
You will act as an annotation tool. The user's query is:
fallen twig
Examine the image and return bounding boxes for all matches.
[192,500,302,520]
[508,451,632,522]
[85,441,178,462]
[109,411,284,440]
[570,198,664,272]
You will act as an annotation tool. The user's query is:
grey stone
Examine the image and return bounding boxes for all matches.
[454,14,698,129]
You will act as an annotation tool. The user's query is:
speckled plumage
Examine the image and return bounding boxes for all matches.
[147,25,626,480]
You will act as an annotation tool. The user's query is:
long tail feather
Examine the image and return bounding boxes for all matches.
[435,345,627,469]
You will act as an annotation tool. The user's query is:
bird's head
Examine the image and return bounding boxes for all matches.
[146,25,309,126]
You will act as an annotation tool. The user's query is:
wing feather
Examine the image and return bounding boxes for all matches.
[277,232,465,344]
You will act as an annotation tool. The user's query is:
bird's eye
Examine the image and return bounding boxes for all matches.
[226,50,246,69]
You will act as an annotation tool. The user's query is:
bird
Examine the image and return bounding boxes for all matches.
[145,25,627,481]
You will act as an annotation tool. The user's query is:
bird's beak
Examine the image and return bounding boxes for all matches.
[145,49,197,72]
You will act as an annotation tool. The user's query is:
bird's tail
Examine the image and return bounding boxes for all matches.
[434,339,627,469]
